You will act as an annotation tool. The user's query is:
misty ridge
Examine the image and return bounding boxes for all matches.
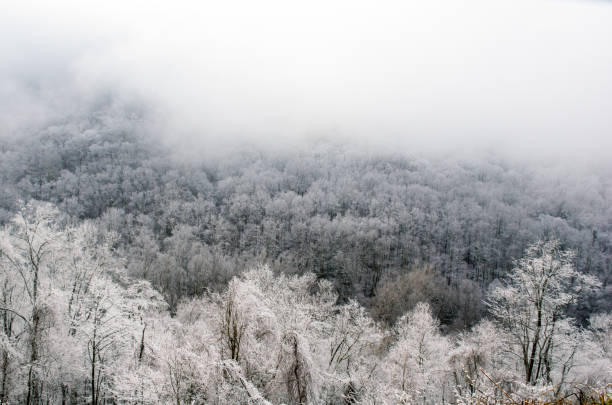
[1,1,612,404]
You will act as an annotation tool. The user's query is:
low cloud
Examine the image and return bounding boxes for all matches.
[1,0,611,162]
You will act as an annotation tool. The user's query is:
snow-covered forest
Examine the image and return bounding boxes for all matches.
[2,0,612,403]
[0,112,611,403]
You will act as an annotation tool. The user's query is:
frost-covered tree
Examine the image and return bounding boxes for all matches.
[386,302,451,404]
[0,204,165,404]
[325,300,382,402]
[487,240,601,387]
[450,320,510,399]
[571,312,612,387]
[0,204,60,404]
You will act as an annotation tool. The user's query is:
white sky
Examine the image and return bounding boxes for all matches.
[1,0,611,161]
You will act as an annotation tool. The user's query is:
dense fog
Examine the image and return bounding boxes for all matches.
[3,0,612,159]
[1,0,611,404]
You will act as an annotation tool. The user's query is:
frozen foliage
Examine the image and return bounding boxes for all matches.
[487,241,601,387]
[0,203,160,403]
[1,127,611,326]
[386,302,452,403]
[1,204,610,404]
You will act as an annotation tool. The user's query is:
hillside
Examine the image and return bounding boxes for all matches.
[1,110,610,328]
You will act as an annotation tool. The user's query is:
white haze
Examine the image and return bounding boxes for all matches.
[1,0,612,163]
